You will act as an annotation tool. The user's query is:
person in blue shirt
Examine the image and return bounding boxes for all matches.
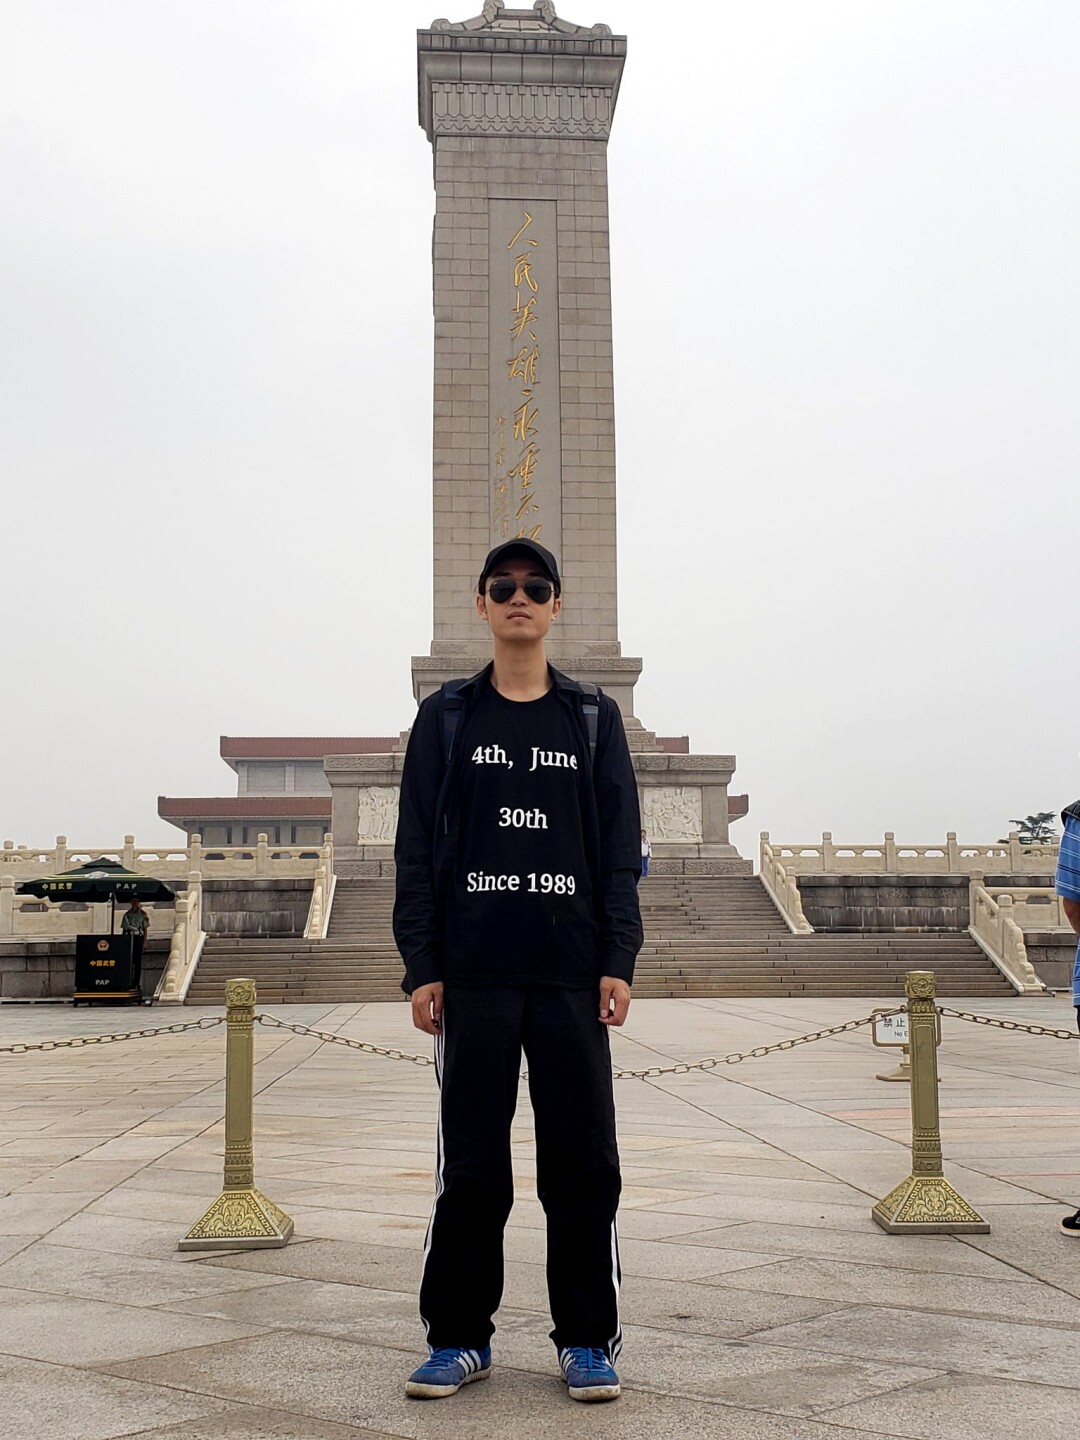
[1055,801,1080,1236]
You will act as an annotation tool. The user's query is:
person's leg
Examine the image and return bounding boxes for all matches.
[641,855,648,878]
[419,986,526,1348]
[1062,1009,1080,1236]
[524,987,622,1358]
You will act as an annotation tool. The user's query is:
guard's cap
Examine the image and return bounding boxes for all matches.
[478,538,561,597]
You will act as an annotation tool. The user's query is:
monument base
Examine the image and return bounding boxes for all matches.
[412,651,646,730]
[328,742,749,866]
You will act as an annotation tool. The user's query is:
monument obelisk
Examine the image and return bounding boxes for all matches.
[329,3,749,874]
[412,1,642,721]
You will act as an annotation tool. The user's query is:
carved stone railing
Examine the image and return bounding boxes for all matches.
[156,877,207,1005]
[759,833,813,934]
[0,833,329,882]
[304,838,337,940]
[762,831,1058,877]
[0,875,173,941]
[968,875,1046,994]
[981,885,1072,931]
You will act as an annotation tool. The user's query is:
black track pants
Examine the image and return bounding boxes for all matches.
[419,985,622,1356]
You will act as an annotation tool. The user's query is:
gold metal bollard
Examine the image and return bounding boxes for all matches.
[178,978,294,1251]
[872,971,989,1234]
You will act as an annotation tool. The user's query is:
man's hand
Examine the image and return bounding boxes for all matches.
[411,982,444,1036]
[1064,898,1080,937]
[599,976,631,1026]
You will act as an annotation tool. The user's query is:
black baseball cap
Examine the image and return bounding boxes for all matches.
[478,538,561,597]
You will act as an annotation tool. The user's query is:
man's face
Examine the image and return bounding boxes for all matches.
[476,557,560,643]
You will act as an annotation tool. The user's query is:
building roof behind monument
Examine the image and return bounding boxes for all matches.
[431,1,612,38]
[157,796,331,820]
[219,737,398,762]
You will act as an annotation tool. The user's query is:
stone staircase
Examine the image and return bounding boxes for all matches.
[185,876,1012,1004]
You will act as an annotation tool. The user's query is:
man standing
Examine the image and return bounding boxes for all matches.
[394,538,643,1402]
[120,897,150,991]
[1056,799,1080,1236]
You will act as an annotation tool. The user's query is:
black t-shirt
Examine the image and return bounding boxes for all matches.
[443,680,599,987]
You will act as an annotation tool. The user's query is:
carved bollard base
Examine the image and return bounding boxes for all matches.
[177,1188,294,1252]
[872,1175,989,1234]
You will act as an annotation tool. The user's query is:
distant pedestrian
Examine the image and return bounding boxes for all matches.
[120,898,150,989]
[1056,799,1080,1236]
[640,829,651,878]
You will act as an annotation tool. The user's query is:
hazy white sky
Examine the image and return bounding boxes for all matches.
[2,0,1077,849]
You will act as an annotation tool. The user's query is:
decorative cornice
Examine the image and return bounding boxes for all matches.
[432,2,612,37]
[411,653,642,673]
[432,81,612,136]
[634,754,737,774]
[325,755,404,773]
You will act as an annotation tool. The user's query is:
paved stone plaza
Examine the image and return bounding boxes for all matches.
[1,993,1078,1439]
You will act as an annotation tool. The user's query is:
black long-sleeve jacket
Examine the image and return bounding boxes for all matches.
[393,664,643,994]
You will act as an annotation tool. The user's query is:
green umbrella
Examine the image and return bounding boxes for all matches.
[17,861,175,933]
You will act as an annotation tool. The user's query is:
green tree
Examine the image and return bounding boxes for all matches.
[1008,813,1058,845]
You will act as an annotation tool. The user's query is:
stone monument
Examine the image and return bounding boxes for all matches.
[328,2,750,876]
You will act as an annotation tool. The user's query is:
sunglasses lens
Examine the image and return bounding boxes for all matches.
[486,579,553,604]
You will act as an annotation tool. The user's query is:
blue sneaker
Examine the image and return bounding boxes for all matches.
[405,1346,491,1399]
[558,1346,621,1402]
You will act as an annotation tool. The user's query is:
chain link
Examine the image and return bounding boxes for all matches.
[609,1011,893,1079]
[254,1011,895,1079]
[255,1014,435,1066]
[4,1004,1072,1067]
[936,1006,1076,1040]
[0,1015,224,1055]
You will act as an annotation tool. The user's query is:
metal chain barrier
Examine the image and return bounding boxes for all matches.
[254,1010,898,1080]
[255,1014,435,1067]
[609,1011,893,1079]
[0,1015,224,1055]
[936,1006,1076,1040]
[3,1003,1072,1067]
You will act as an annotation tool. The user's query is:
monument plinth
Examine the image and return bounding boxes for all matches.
[331,3,750,875]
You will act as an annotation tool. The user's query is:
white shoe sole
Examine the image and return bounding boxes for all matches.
[567,1382,621,1402]
[406,1367,491,1399]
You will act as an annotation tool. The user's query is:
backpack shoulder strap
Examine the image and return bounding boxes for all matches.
[441,679,469,766]
[578,682,601,766]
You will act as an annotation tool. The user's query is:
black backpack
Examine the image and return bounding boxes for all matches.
[441,677,600,767]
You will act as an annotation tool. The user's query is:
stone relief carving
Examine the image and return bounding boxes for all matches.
[357,787,400,844]
[643,787,703,843]
[432,2,612,37]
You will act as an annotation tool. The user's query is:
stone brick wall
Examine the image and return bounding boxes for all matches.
[797,875,978,933]
[200,880,311,938]
[0,940,168,1001]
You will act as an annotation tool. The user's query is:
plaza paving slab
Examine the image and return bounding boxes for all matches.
[0,993,1077,1439]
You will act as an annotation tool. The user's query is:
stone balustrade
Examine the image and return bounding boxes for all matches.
[968,876,1046,994]
[304,863,336,941]
[761,831,1058,877]
[0,834,333,883]
[157,877,206,1004]
[0,837,334,965]
[758,833,813,934]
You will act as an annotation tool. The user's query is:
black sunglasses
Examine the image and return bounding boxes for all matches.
[486,578,554,605]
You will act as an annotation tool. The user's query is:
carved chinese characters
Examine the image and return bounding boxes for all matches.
[490,200,561,551]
